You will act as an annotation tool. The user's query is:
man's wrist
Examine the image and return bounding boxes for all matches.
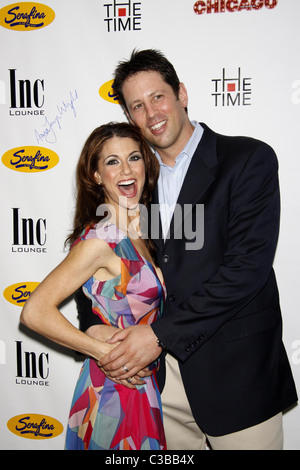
[156,337,167,350]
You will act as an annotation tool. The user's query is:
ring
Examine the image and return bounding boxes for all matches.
[127,378,132,384]
[123,365,129,373]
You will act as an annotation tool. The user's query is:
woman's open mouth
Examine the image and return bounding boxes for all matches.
[117,179,138,198]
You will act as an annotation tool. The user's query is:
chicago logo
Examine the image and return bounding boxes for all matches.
[194,0,278,15]
[99,79,120,104]
[2,146,59,172]
[0,2,55,31]
[3,282,39,306]
[7,414,63,439]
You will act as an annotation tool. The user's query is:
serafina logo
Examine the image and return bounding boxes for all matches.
[99,79,120,104]
[0,2,55,31]
[2,146,59,172]
[7,414,63,439]
[3,282,40,306]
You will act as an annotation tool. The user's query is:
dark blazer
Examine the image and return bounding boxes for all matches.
[150,123,297,435]
[75,123,297,437]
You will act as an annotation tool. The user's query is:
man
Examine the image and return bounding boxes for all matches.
[77,49,297,449]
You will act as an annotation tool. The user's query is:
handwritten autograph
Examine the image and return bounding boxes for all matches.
[34,90,79,144]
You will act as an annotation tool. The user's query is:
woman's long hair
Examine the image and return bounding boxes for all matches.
[66,122,160,260]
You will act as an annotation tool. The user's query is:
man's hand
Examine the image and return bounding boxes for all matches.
[97,365,144,390]
[99,325,162,380]
[85,324,149,389]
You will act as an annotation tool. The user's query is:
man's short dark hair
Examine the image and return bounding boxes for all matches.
[113,49,181,112]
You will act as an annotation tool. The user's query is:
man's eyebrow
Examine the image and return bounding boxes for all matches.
[129,90,164,107]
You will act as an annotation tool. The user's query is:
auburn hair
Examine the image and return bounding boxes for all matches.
[65,122,160,259]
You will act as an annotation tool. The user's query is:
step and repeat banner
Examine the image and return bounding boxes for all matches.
[0,0,299,450]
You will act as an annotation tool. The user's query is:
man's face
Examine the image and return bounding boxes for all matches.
[122,70,193,160]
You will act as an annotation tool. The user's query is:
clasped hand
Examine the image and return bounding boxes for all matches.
[98,324,161,389]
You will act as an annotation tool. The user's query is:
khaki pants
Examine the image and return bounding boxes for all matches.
[161,354,283,450]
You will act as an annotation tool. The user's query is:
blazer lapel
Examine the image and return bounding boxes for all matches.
[150,123,218,250]
[167,123,218,243]
[150,186,164,251]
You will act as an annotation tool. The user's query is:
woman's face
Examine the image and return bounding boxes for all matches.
[94,136,146,212]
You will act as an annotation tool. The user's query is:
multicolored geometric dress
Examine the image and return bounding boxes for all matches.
[65,221,166,450]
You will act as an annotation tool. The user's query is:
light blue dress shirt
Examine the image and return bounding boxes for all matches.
[156,121,204,238]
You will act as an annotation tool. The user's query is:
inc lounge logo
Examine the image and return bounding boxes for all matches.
[211,67,252,107]
[11,207,47,254]
[8,68,45,117]
[194,0,278,15]
[0,2,55,31]
[7,414,63,439]
[103,0,141,32]
[16,341,50,386]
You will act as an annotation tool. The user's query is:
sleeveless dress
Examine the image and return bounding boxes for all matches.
[65,221,166,450]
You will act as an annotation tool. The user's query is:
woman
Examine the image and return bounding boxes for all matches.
[20,122,166,450]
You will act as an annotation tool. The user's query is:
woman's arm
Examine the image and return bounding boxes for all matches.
[20,238,145,388]
[85,324,120,342]
[20,238,119,362]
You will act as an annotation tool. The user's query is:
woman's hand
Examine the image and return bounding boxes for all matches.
[86,324,153,389]
[99,325,161,380]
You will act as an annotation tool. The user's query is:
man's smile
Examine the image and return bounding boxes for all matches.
[150,120,167,134]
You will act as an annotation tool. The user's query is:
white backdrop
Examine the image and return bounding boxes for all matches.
[0,0,299,450]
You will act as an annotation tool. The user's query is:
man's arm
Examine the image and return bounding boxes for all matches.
[75,287,103,332]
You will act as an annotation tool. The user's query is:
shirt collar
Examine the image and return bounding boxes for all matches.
[155,121,203,167]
